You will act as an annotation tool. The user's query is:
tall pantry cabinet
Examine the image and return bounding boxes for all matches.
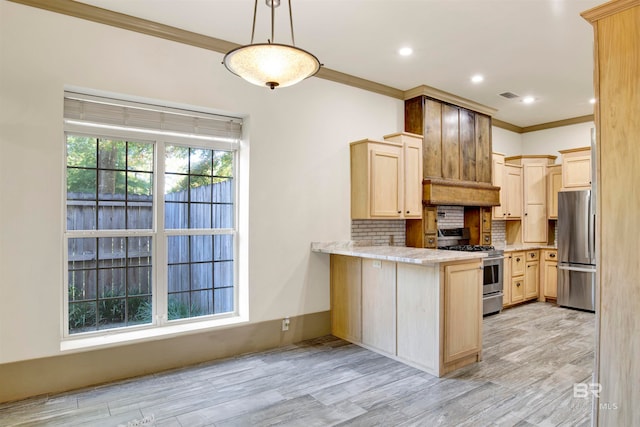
[582,1,640,425]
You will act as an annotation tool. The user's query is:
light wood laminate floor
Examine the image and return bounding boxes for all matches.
[0,302,595,426]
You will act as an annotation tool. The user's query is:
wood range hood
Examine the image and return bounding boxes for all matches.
[422,178,500,207]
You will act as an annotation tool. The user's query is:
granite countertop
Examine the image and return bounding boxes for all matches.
[311,241,486,265]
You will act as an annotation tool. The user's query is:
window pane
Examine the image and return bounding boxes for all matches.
[165,202,188,228]
[165,174,188,202]
[98,170,126,200]
[190,148,212,176]
[214,235,233,261]
[128,171,152,197]
[68,237,153,334]
[214,261,234,288]
[167,236,189,263]
[67,135,96,168]
[191,290,214,316]
[165,145,189,173]
[164,146,234,231]
[212,151,233,177]
[98,202,126,229]
[191,263,213,290]
[168,293,194,320]
[67,168,97,197]
[214,288,234,314]
[98,139,126,170]
[190,235,212,263]
[168,264,190,293]
[128,141,153,172]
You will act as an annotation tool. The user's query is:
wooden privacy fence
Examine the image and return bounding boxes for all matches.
[67,179,234,320]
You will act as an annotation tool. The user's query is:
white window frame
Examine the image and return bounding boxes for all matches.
[61,93,247,351]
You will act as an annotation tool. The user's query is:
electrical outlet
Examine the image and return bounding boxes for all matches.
[282,317,290,331]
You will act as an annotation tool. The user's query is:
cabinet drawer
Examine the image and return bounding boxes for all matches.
[527,250,539,261]
[544,250,558,261]
[510,252,525,276]
[511,276,524,302]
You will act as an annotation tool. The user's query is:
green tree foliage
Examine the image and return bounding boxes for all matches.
[66,135,154,197]
[165,145,233,195]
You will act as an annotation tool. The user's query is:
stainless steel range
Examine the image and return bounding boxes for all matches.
[437,228,504,316]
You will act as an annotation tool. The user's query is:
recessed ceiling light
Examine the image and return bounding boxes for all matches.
[590,98,596,104]
[398,47,413,56]
[471,74,484,83]
[522,96,536,104]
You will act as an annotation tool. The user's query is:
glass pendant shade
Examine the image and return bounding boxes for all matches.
[224,43,321,89]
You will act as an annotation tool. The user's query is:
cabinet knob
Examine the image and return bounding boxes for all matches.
[428,238,434,243]
[525,213,528,216]
[516,257,521,262]
[550,253,556,258]
[397,210,401,214]
[516,282,521,287]
[406,210,410,214]
[530,253,535,258]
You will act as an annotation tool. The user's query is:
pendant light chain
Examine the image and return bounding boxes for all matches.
[250,0,258,44]
[270,0,275,43]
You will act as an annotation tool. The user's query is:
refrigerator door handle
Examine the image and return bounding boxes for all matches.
[558,264,596,273]
[585,191,591,259]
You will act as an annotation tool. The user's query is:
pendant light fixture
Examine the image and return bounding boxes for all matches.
[223,0,321,90]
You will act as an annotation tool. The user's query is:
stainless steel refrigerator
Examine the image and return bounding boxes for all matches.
[557,189,596,311]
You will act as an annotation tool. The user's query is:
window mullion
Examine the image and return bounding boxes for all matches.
[156,141,168,326]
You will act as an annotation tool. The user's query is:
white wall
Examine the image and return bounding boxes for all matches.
[492,126,523,156]
[521,122,595,163]
[0,2,403,363]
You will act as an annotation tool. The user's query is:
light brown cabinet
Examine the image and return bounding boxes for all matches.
[492,153,506,219]
[330,254,482,377]
[560,147,591,190]
[540,249,558,300]
[443,262,483,364]
[506,156,556,243]
[350,137,422,219]
[547,164,562,219]
[505,164,523,219]
[524,250,540,300]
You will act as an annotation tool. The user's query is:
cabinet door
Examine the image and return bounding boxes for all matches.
[330,255,362,342]
[544,261,558,298]
[505,165,523,219]
[563,154,591,189]
[493,154,507,219]
[547,166,563,219]
[523,163,547,242]
[370,147,403,217]
[423,98,443,179]
[361,260,396,355]
[443,262,482,364]
[525,260,540,299]
[511,276,524,303]
[503,253,512,306]
[511,252,525,276]
[403,141,423,218]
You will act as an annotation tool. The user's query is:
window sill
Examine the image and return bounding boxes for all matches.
[60,314,249,353]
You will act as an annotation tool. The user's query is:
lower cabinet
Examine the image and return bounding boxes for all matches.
[541,249,558,300]
[330,254,482,377]
[504,250,540,307]
[442,262,483,364]
[524,251,540,300]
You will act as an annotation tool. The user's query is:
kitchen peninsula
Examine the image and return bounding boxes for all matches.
[312,242,486,376]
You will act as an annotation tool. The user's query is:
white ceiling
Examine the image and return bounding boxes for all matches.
[76,0,602,128]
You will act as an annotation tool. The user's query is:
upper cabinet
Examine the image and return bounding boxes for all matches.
[506,155,556,243]
[560,147,591,190]
[350,135,423,220]
[405,96,492,184]
[547,164,562,219]
[493,152,524,220]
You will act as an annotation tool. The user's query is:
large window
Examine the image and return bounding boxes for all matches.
[64,93,242,336]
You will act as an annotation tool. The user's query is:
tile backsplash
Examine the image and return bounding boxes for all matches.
[436,206,464,229]
[351,219,406,246]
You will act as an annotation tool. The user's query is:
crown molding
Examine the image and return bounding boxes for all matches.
[403,85,498,117]
[581,0,640,23]
[7,0,595,133]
